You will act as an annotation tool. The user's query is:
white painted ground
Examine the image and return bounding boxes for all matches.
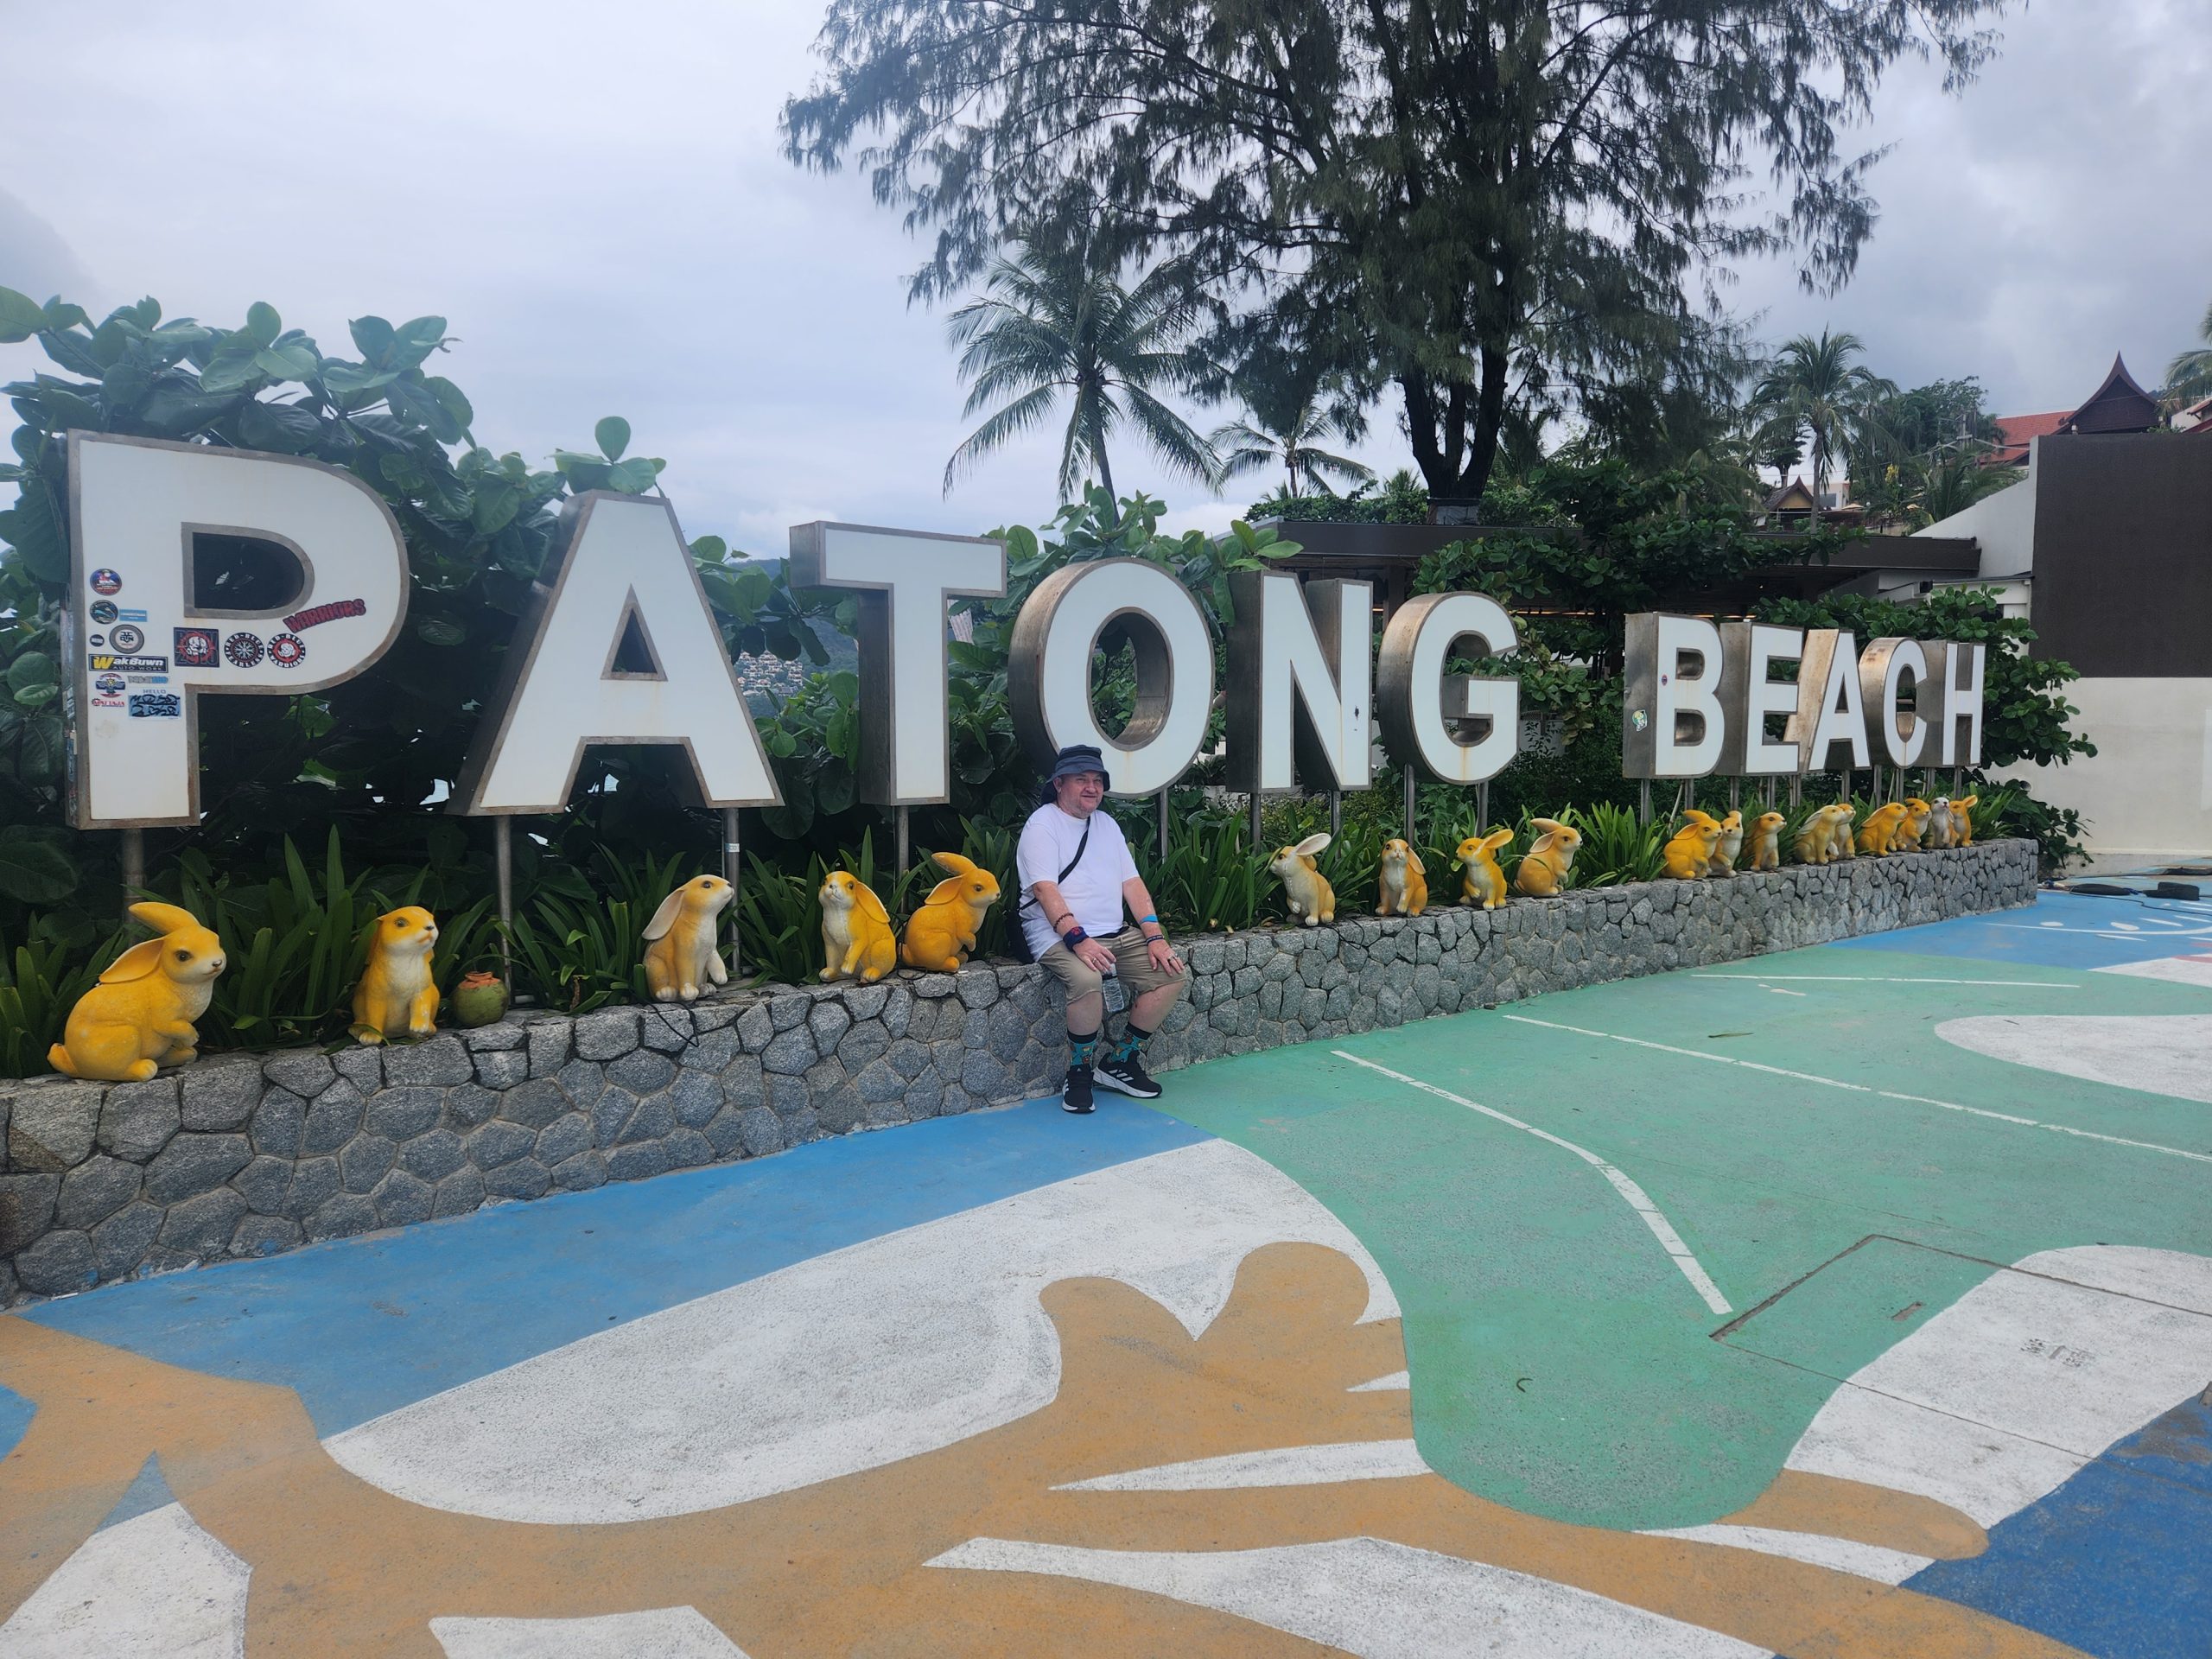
[1936,1013,2212,1103]
[327,1137,1398,1522]
[1777,1246,2212,1550]
[2099,954,2212,991]
[930,1536,1767,1659]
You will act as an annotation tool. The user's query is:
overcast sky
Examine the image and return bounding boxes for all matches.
[3,1,2208,549]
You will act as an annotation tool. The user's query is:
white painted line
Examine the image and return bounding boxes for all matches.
[1350,1370,1410,1392]
[1503,1014,2212,1166]
[1331,1050,1733,1316]
[1764,986,1809,998]
[1692,974,2079,988]
[1054,1439,1430,1491]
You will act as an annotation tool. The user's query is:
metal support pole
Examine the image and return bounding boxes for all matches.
[1638,779,1652,826]
[721,806,741,984]
[1249,790,1264,852]
[493,816,514,991]
[1763,776,1777,810]
[1402,765,1417,841]
[1728,776,1741,812]
[1155,787,1169,861]
[895,805,909,876]
[1328,787,1342,842]
[119,827,145,918]
[1950,766,1962,798]
[1788,773,1802,810]
[1476,779,1491,835]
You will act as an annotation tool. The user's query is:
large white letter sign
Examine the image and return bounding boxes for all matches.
[1224,572,1374,793]
[1006,557,1213,797]
[452,493,778,815]
[1788,629,1872,772]
[1716,621,1803,776]
[787,521,1005,804]
[1858,636,1932,767]
[67,434,409,828]
[1925,639,1986,766]
[1622,613,1726,778]
[1375,592,1518,784]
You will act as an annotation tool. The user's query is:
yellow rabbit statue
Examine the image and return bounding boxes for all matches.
[1514,817,1582,897]
[1376,838,1428,918]
[1790,803,1852,865]
[353,906,441,1043]
[1746,810,1788,872]
[1269,833,1336,926]
[643,874,734,1001]
[1456,828,1515,911]
[820,869,897,983]
[49,902,228,1082]
[900,852,1002,972]
[1855,802,1909,856]
[1951,793,1979,847]
[1662,810,1722,880]
[1707,809,1745,875]
[1891,798,1932,851]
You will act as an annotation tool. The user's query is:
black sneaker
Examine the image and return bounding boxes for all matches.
[1061,1065,1096,1113]
[1095,1051,1161,1100]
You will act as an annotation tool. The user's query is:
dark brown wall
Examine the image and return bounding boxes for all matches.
[2030,435,2212,677]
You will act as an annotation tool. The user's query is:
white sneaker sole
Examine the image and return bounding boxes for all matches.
[1091,1069,1160,1100]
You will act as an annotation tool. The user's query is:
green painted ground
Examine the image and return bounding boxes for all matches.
[1154,941,2212,1532]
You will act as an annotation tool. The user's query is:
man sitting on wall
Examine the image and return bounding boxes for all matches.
[1018,745,1188,1114]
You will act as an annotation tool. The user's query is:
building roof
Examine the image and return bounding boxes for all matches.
[1987,410,2069,467]
[1763,479,1821,512]
[2058,353,2158,435]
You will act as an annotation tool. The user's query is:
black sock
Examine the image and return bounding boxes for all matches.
[1110,1022,1154,1062]
[1067,1027,1100,1071]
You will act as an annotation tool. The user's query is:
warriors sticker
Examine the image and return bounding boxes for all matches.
[93,674,126,697]
[269,632,307,669]
[225,632,266,669]
[175,627,219,669]
[127,691,182,718]
[88,568,122,595]
[108,623,146,653]
[283,596,368,632]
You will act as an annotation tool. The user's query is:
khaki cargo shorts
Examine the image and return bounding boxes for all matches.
[1038,929,1187,1004]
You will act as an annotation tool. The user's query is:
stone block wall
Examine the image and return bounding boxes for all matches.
[1,839,2037,1306]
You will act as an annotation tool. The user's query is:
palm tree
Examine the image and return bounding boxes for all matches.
[1914,444,2020,526]
[943,229,1217,502]
[2167,301,2212,406]
[1750,330,1898,518]
[1209,350,1370,498]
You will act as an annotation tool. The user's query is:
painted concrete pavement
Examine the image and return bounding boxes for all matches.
[0,892,2205,1656]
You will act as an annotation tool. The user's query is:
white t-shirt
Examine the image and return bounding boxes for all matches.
[1016,803,1140,959]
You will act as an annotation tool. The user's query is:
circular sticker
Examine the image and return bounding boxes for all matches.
[89,633,105,647]
[268,632,307,669]
[89,600,118,626]
[108,623,146,653]
[94,674,126,696]
[224,632,265,669]
[89,569,122,596]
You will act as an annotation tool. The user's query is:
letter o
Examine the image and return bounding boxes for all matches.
[1007,558,1215,797]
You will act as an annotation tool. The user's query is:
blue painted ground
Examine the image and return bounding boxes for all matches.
[1840,889,2212,968]
[3,1097,1204,1440]
[1910,1390,2212,1659]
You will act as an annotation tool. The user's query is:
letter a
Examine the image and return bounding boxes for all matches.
[453,493,779,814]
